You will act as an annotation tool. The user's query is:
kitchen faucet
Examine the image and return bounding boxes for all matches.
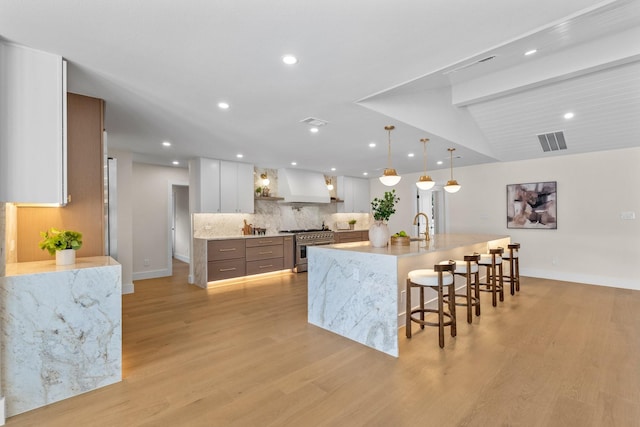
[413,212,430,241]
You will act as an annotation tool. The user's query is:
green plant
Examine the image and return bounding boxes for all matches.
[370,190,400,222]
[255,186,262,194]
[39,228,83,255]
[348,219,357,225]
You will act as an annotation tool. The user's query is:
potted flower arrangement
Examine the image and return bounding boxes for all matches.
[369,190,400,247]
[348,219,357,230]
[39,227,83,265]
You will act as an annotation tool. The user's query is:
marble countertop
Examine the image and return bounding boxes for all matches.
[313,233,509,258]
[5,256,120,277]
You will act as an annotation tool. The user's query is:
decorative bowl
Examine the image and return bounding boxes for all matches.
[390,236,410,246]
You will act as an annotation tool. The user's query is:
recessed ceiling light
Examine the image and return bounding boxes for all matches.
[236,153,244,158]
[363,172,368,176]
[218,102,230,110]
[437,160,443,165]
[331,167,336,171]
[408,153,415,158]
[564,112,574,119]
[282,55,298,65]
[309,127,319,133]
[525,49,537,56]
[291,161,297,166]
[172,161,179,165]
[162,141,171,147]
[369,142,376,148]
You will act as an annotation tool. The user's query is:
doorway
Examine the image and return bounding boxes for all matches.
[171,184,190,265]
[416,187,446,236]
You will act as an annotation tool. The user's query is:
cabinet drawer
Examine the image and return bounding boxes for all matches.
[246,244,284,261]
[246,258,284,275]
[246,236,283,247]
[208,239,246,261]
[208,259,246,281]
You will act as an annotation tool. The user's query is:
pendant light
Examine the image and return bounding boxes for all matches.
[379,125,401,186]
[416,138,435,190]
[444,148,461,193]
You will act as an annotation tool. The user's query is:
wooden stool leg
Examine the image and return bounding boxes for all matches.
[490,264,497,307]
[437,272,445,348]
[449,277,457,337]
[498,262,504,302]
[474,269,481,316]
[515,257,520,292]
[405,279,412,338]
[420,286,425,330]
[509,257,515,296]
[465,269,472,323]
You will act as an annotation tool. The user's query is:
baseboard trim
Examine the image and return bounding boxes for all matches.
[173,254,190,264]
[122,282,135,294]
[132,268,170,281]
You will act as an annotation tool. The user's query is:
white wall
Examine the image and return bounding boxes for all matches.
[370,147,640,290]
[131,163,188,280]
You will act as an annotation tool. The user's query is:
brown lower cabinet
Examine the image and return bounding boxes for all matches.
[334,230,369,243]
[206,236,293,282]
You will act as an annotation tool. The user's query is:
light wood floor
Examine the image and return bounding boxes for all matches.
[7,261,640,426]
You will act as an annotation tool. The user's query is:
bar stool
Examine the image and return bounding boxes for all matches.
[406,262,456,348]
[478,248,504,307]
[440,254,481,323]
[502,243,521,295]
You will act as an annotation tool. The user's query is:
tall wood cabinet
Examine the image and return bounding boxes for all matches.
[16,93,105,261]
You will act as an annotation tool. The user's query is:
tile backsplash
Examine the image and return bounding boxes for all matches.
[193,200,371,238]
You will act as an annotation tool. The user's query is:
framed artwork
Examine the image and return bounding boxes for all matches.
[507,181,557,229]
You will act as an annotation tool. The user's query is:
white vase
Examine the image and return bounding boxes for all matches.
[56,249,76,266]
[368,220,390,248]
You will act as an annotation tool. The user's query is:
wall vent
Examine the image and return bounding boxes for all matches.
[443,55,497,74]
[300,117,328,127]
[537,131,567,152]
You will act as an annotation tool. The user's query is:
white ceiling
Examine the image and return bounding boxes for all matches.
[1,0,639,177]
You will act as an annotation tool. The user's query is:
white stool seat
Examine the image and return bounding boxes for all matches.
[408,269,454,286]
[479,253,502,264]
[502,251,519,259]
[439,260,478,274]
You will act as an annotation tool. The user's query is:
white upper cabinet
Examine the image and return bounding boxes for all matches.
[220,160,254,213]
[189,158,254,214]
[0,42,67,204]
[337,176,370,213]
[189,157,221,213]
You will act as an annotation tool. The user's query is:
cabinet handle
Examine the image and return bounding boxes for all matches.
[259,264,273,269]
[260,240,273,244]
[219,267,237,272]
[259,251,273,255]
[219,248,237,252]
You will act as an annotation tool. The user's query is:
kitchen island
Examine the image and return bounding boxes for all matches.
[0,256,122,416]
[307,234,509,357]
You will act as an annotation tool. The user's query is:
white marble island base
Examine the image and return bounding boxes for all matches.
[308,234,510,357]
[0,256,122,417]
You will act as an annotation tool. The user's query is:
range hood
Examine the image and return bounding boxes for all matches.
[278,168,330,203]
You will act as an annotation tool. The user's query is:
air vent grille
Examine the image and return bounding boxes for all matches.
[537,131,567,152]
[300,117,328,127]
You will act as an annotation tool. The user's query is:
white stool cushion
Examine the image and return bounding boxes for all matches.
[439,260,478,274]
[478,253,503,265]
[502,250,519,259]
[408,269,454,286]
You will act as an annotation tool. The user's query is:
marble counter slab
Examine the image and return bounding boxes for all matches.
[193,233,294,241]
[307,234,510,357]
[0,256,122,416]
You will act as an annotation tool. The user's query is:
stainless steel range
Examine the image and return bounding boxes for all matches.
[280,229,335,272]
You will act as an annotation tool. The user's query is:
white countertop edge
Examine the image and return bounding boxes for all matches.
[5,256,120,277]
